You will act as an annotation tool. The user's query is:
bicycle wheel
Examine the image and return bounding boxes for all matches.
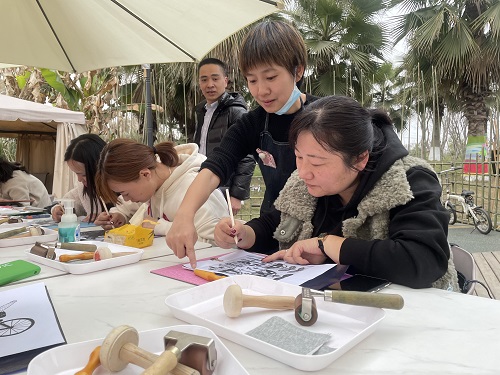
[472,207,492,235]
[0,318,34,336]
[445,202,457,225]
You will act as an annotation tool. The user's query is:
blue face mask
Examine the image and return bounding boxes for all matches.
[275,85,301,115]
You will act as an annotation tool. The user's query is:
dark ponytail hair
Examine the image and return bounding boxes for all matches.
[96,139,179,204]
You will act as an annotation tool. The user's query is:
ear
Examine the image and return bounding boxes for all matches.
[295,65,305,82]
[139,168,152,179]
[354,151,370,171]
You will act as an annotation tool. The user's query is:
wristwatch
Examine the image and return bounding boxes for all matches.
[317,234,330,257]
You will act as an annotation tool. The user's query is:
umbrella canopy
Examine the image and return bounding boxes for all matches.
[0,0,281,73]
[0,94,85,137]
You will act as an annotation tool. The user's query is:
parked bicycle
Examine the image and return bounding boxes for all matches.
[439,167,493,235]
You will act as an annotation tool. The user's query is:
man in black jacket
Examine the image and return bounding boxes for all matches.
[194,58,255,214]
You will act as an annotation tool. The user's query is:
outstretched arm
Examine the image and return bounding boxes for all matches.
[166,168,221,268]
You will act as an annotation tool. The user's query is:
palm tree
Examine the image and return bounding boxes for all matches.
[390,0,500,141]
[285,0,389,103]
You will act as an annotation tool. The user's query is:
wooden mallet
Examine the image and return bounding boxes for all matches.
[99,325,201,375]
[93,246,136,261]
[223,284,310,321]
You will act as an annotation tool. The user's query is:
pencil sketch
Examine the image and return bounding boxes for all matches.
[0,300,35,337]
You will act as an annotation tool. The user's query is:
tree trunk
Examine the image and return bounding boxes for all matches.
[461,84,490,137]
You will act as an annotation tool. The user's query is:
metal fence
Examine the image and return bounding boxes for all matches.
[236,161,500,231]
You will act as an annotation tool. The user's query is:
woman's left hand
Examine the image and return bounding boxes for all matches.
[141,215,157,229]
[262,238,327,265]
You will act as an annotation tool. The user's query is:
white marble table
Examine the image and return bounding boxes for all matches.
[2,245,500,374]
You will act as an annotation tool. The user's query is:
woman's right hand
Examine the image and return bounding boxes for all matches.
[94,212,126,230]
[166,214,198,268]
[51,205,64,222]
[214,217,245,249]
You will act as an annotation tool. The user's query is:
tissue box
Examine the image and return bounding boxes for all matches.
[104,224,154,248]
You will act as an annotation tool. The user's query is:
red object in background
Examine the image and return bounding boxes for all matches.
[463,163,489,174]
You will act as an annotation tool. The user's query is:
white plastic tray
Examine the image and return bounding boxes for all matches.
[26,241,143,274]
[27,324,248,375]
[0,222,58,247]
[165,275,385,372]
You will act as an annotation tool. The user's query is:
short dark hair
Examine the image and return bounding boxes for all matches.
[239,20,307,78]
[198,58,227,76]
[289,96,391,170]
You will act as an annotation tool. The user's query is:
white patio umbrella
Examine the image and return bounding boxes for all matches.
[0,0,282,144]
[0,0,281,72]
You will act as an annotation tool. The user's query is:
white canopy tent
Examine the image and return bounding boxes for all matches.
[0,94,86,198]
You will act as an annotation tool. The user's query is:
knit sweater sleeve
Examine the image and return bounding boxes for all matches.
[339,166,450,288]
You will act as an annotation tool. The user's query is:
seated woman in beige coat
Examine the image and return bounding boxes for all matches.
[0,157,51,208]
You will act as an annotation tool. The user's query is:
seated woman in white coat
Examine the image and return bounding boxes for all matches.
[0,157,51,208]
[94,139,229,244]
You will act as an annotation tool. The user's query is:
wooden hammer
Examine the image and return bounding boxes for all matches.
[99,325,201,375]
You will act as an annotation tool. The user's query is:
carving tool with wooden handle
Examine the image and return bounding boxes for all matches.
[74,346,101,375]
[59,252,95,263]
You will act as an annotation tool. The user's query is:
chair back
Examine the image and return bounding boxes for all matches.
[450,244,476,295]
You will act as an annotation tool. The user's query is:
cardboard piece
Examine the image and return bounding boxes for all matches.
[104,224,153,248]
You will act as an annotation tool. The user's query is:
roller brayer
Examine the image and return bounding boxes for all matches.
[223,284,404,327]
[52,241,97,252]
[295,287,405,326]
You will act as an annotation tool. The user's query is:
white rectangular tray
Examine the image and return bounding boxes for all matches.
[0,222,58,247]
[165,275,385,372]
[26,241,144,274]
[27,325,249,375]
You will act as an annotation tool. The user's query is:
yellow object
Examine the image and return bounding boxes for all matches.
[194,269,227,281]
[104,224,154,248]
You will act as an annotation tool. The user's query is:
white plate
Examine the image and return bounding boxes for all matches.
[27,324,248,375]
[0,222,58,247]
[26,241,143,274]
[165,275,385,372]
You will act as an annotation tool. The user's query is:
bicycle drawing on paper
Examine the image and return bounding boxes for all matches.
[0,300,35,337]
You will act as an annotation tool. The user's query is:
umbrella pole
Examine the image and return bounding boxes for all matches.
[143,64,154,147]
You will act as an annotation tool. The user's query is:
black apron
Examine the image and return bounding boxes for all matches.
[257,114,297,215]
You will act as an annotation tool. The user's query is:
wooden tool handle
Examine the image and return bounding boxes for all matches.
[59,252,95,262]
[0,227,27,239]
[242,294,296,310]
[171,363,201,375]
[120,342,158,369]
[142,348,178,375]
[74,346,101,375]
[59,242,97,252]
[324,290,404,310]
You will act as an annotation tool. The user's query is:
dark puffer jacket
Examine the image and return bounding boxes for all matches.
[194,92,255,200]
